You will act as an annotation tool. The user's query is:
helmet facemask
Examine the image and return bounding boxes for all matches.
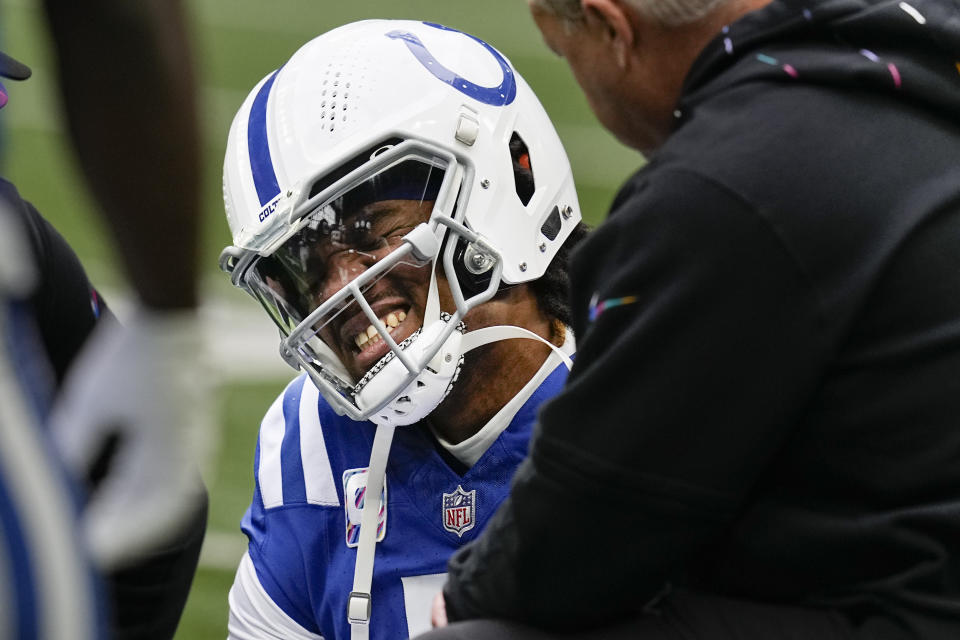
[221,139,503,425]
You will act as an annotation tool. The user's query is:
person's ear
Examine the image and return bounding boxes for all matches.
[581,0,636,68]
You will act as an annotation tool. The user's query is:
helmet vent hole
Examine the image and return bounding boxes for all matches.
[509,132,535,206]
[417,380,427,388]
[540,206,562,241]
[397,396,412,404]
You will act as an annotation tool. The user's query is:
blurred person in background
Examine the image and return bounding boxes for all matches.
[218,19,587,639]
[0,0,210,637]
[427,0,960,638]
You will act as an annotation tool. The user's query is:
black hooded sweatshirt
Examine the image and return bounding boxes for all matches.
[443,0,960,637]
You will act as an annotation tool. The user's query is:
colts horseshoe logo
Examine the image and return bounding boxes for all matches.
[386,22,517,106]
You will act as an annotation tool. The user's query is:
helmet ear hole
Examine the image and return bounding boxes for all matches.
[509,132,535,206]
[444,233,495,299]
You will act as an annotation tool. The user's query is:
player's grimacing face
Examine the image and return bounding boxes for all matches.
[310,199,439,380]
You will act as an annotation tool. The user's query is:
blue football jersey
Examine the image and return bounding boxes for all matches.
[239,361,569,639]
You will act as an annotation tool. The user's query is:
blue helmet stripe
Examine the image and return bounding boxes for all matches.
[247,70,282,208]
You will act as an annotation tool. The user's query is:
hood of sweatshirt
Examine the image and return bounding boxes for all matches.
[679,0,960,124]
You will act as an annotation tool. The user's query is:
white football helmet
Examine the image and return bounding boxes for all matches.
[220,20,581,426]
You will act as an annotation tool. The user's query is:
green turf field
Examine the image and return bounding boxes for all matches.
[0,0,644,635]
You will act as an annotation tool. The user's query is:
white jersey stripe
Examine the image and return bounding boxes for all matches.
[228,551,324,640]
[257,392,287,509]
[299,378,340,507]
[401,573,447,637]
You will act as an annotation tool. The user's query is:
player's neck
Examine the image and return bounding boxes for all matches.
[428,326,554,445]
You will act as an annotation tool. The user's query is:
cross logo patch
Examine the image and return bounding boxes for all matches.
[343,468,386,548]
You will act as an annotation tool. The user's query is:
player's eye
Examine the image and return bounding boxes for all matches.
[354,233,388,252]
[384,225,415,246]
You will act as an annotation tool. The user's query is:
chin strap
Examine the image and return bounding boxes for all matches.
[347,421,396,639]
[346,321,572,638]
[459,325,573,369]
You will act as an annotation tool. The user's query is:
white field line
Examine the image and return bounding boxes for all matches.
[104,287,294,383]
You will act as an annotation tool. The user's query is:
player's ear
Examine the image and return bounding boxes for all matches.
[582,0,636,68]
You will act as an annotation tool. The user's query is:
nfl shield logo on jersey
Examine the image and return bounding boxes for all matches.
[442,485,476,537]
[343,468,387,548]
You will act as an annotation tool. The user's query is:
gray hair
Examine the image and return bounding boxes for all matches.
[531,0,733,27]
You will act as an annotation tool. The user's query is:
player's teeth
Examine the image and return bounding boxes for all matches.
[355,332,369,349]
[355,312,408,350]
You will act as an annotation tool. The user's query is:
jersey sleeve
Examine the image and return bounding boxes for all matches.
[239,375,343,636]
[228,552,325,640]
[443,168,829,628]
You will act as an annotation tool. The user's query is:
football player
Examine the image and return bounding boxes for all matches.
[220,20,587,640]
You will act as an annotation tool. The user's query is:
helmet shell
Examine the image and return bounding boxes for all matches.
[222,19,581,284]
